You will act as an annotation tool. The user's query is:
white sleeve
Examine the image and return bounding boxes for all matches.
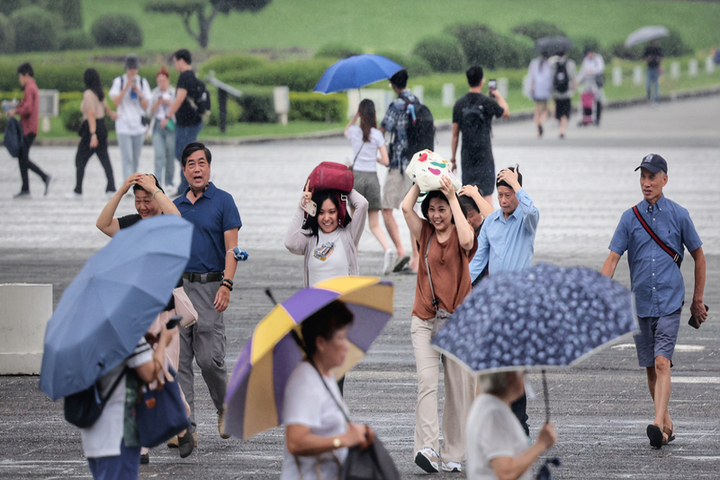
[371,128,385,148]
[126,337,153,369]
[477,408,521,461]
[108,77,121,98]
[142,78,153,101]
[283,365,323,428]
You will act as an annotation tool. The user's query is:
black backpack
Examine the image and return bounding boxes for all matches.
[187,76,211,120]
[64,367,128,428]
[553,60,569,93]
[401,94,435,159]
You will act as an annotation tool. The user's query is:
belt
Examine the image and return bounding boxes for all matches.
[182,272,223,283]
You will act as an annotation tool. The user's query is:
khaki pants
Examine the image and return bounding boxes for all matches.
[411,315,476,463]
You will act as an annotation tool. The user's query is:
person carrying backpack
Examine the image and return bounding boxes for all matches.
[551,51,577,139]
[163,49,209,196]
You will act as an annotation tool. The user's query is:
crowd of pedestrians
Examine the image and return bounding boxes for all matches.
[3,48,708,480]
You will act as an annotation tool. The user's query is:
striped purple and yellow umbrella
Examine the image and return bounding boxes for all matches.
[223,276,394,439]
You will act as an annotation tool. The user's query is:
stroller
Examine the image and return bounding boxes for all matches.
[580,90,595,126]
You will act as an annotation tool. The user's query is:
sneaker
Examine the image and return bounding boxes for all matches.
[13,191,30,199]
[178,428,194,458]
[43,175,53,196]
[168,430,197,448]
[392,254,411,273]
[382,249,394,275]
[414,447,439,473]
[218,410,231,439]
[442,461,462,473]
[65,191,82,199]
[538,124,543,137]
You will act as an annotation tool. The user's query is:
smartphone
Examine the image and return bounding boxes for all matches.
[488,79,497,93]
[688,304,709,329]
[301,199,317,217]
[166,315,182,329]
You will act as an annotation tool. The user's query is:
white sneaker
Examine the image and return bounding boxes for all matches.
[414,447,439,473]
[382,249,394,275]
[64,192,82,199]
[442,461,462,473]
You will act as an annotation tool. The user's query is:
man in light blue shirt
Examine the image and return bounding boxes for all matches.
[468,166,539,436]
[469,167,539,282]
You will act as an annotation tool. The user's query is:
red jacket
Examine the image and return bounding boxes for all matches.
[16,78,39,136]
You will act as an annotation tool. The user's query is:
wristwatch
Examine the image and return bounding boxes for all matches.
[332,436,342,449]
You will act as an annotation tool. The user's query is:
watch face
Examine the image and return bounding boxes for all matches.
[333,437,341,448]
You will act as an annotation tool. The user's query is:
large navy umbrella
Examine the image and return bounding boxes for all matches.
[313,54,404,94]
[40,215,193,401]
[431,263,636,418]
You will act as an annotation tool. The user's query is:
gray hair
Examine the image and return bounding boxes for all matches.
[478,371,513,396]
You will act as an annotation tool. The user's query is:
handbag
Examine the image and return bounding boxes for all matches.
[425,232,452,339]
[172,286,198,328]
[308,161,354,193]
[135,368,191,448]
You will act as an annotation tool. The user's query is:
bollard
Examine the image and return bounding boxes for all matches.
[347,89,360,118]
[412,85,424,104]
[706,56,715,74]
[688,58,698,77]
[442,83,455,107]
[273,86,290,126]
[0,283,52,374]
[670,62,680,80]
[633,66,643,86]
[498,78,509,99]
[612,66,622,86]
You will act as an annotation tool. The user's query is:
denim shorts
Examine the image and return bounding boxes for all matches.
[633,308,682,367]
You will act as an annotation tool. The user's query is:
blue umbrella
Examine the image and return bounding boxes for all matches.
[40,215,193,401]
[431,263,636,418]
[313,54,404,94]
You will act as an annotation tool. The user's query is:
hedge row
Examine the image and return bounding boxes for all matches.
[218,58,336,92]
[198,53,267,78]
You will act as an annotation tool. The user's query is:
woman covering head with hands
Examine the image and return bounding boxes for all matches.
[344,99,394,274]
[402,171,478,474]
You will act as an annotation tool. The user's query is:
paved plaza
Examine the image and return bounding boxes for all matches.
[0,96,719,479]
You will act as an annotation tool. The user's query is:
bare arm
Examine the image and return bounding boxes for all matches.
[459,184,494,221]
[286,423,367,457]
[166,88,187,119]
[491,90,510,118]
[134,324,174,383]
[96,174,141,237]
[450,123,460,172]
[689,246,707,323]
[377,144,390,166]
[214,228,239,313]
[401,183,424,241]
[439,176,475,251]
[490,422,557,480]
[344,112,359,136]
[601,251,622,278]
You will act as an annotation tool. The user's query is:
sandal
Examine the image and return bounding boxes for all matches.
[663,424,675,444]
[647,424,663,449]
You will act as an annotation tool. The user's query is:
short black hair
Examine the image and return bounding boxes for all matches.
[133,174,163,195]
[390,69,408,89]
[301,301,354,359]
[497,166,522,189]
[458,195,479,217]
[173,49,192,65]
[466,66,484,87]
[420,190,456,225]
[181,142,212,167]
[17,62,33,77]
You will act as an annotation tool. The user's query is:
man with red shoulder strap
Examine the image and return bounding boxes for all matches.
[602,153,707,449]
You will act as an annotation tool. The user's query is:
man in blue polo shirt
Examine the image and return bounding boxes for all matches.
[173,142,242,448]
[602,153,706,449]
[468,166,539,436]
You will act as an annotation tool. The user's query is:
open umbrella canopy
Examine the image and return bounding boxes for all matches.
[313,54,404,94]
[431,263,636,374]
[39,215,193,401]
[625,26,669,48]
[224,276,393,439]
[534,36,574,56]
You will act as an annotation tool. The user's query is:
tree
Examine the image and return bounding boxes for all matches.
[146,0,271,48]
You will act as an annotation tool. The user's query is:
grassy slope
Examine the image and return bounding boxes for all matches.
[83,0,720,53]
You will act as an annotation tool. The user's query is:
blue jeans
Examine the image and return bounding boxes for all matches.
[152,121,175,186]
[87,439,140,480]
[174,122,203,194]
[117,133,144,181]
[646,67,660,103]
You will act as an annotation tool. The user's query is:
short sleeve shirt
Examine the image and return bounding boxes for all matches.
[381,90,416,170]
[346,125,385,172]
[174,183,242,273]
[452,93,504,164]
[608,196,702,317]
[176,71,202,127]
[109,74,153,135]
[117,213,142,230]
[466,394,532,480]
[281,362,349,480]
[308,229,349,286]
[644,45,663,69]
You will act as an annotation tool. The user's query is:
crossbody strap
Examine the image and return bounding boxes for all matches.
[424,231,439,311]
[100,366,130,407]
[632,205,682,267]
[351,142,365,170]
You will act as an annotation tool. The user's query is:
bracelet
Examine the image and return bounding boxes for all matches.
[90,132,96,135]
[220,282,233,292]
[222,278,233,286]
[152,189,162,198]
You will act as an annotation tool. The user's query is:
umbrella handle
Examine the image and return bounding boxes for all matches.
[542,369,550,422]
[265,288,278,306]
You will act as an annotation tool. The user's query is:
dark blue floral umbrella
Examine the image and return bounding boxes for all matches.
[431,262,636,419]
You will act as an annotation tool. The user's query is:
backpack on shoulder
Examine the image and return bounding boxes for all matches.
[186,77,212,122]
[553,60,569,94]
[401,94,435,159]
[64,367,128,429]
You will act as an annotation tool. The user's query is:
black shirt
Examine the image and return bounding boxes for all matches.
[176,70,202,127]
[644,45,663,69]
[117,214,142,230]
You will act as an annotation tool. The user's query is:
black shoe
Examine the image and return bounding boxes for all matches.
[43,175,52,196]
[13,191,30,199]
[178,429,194,458]
[140,452,149,464]
[538,125,543,137]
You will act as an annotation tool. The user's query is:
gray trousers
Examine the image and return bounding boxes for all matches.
[178,280,227,423]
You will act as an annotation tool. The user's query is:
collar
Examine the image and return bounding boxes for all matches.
[178,182,216,203]
[640,194,666,213]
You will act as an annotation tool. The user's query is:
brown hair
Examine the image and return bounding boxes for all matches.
[157,66,170,78]
[358,99,376,143]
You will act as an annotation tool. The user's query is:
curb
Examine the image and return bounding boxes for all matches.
[34,86,720,147]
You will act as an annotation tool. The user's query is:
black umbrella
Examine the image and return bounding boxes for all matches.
[534,36,574,57]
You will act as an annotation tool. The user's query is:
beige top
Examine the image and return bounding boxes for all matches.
[81,89,105,120]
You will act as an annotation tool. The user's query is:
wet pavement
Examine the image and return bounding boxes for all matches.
[1,95,719,479]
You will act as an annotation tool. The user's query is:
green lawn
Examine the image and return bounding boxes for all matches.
[82,0,720,53]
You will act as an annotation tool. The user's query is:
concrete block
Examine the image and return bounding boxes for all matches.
[411,85,424,104]
[498,78,509,99]
[442,83,455,107]
[612,66,623,86]
[633,66,643,86]
[706,56,715,74]
[0,284,52,374]
[670,62,681,80]
[689,58,698,77]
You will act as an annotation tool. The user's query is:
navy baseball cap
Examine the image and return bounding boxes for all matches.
[635,153,667,174]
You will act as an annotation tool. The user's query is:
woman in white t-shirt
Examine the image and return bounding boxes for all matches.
[466,372,557,480]
[344,99,393,274]
[285,181,368,288]
[282,301,371,480]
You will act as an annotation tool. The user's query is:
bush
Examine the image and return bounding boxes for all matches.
[610,42,643,61]
[59,30,95,51]
[657,29,693,57]
[314,43,363,59]
[446,23,533,69]
[0,115,7,133]
[288,92,346,123]
[0,0,22,17]
[46,0,83,29]
[0,14,13,54]
[61,99,83,132]
[413,35,465,73]
[221,59,335,92]
[11,6,60,52]
[375,51,433,78]
[91,14,143,48]
[237,92,277,123]
[512,21,566,41]
[198,53,266,78]
[206,91,242,127]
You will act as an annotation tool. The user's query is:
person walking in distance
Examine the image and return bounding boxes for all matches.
[149,66,176,188]
[173,142,242,446]
[601,153,706,448]
[644,40,663,103]
[551,50,577,139]
[527,53,553,138]
[9,62,51,198]
[450,66,509,206]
